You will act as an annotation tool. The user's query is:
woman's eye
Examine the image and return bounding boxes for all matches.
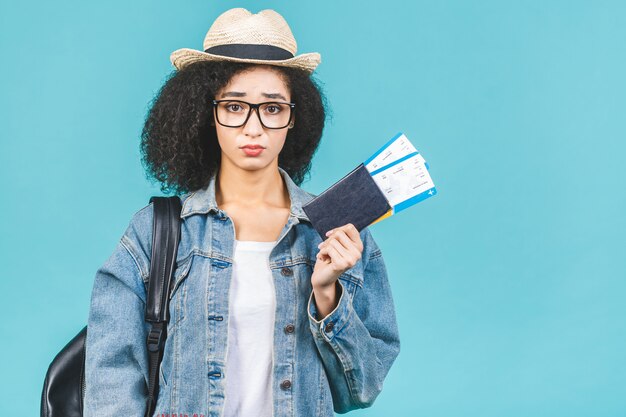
[227,104,242,112]
[265,105,281,114]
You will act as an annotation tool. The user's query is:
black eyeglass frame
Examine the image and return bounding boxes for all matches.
[212,99,296,129]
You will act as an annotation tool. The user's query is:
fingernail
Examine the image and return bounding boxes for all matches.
[325,230,332,236]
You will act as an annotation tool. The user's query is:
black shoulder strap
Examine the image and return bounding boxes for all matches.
[144,196,182,417]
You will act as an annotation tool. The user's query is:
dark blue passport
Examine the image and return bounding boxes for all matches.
[302,163,391,240]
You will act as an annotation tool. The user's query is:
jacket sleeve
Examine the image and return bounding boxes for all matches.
[307,228,401,413]
[83,206,153,416]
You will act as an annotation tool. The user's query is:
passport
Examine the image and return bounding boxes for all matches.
[302,163,392,240]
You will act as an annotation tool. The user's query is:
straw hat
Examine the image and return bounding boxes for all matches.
[170,8,321,74]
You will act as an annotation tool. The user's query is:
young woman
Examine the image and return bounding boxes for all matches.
[84,8,400,417]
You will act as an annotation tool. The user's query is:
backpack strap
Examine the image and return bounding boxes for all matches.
[144,196,182,417]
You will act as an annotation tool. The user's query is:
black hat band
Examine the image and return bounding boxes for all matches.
[205,44,295,61]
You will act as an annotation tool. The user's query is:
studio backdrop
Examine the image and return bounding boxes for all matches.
[1,1,625,416]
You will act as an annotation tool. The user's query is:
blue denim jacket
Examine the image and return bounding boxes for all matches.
[84,167,401,417]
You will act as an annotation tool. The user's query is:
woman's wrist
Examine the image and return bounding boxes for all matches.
[312,280,341,319]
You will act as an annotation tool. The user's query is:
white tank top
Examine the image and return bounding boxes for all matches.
[223,239,277,417]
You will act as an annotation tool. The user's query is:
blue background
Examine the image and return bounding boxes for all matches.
[1,1,625,415]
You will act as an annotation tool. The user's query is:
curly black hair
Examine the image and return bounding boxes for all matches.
[140,60,328,195]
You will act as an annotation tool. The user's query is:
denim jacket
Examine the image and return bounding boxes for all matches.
[84,167,401,417]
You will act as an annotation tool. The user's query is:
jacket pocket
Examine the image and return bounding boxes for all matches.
[338,271,363,298]
[159,359,169,387]
[167,254,194,330]
[155,359,171,412]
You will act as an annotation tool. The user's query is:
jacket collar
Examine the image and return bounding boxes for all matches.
[180,166,313,222]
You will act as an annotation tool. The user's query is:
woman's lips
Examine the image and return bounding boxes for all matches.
[241,146,264,156]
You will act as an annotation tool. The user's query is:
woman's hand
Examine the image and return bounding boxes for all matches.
[311,223,364,317]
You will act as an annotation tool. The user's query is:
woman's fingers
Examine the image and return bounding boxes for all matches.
[321,226,362,256]
[318,228,363,272]
[329,229,363,260]
[317,246,331,263]
[340,224,363,252]
[324,224,363,251]
[320,241,350,272]
[328,239,357,271]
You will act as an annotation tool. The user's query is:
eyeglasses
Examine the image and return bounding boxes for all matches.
[212,99,296,129]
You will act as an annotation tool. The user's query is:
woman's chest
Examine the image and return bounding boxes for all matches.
[221,205,290,241]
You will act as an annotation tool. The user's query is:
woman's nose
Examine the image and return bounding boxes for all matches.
[242,107,264,135]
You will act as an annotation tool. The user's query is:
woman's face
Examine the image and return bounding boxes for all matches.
[213,65,293,173]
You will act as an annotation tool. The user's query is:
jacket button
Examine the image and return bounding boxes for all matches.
[280,267,293,276]
[324,322,334,332]
[284,324,295,334]
[280,379,292,390]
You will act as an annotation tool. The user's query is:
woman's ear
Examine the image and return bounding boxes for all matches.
[288,120,295,129]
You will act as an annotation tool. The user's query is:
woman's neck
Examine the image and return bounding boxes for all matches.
[215,162,290,210]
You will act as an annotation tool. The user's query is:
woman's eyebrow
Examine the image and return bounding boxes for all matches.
[219,91,287,101]
[262,92,287,101]
[220,91,246,98]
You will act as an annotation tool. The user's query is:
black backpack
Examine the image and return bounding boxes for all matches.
[40,196,182,417]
